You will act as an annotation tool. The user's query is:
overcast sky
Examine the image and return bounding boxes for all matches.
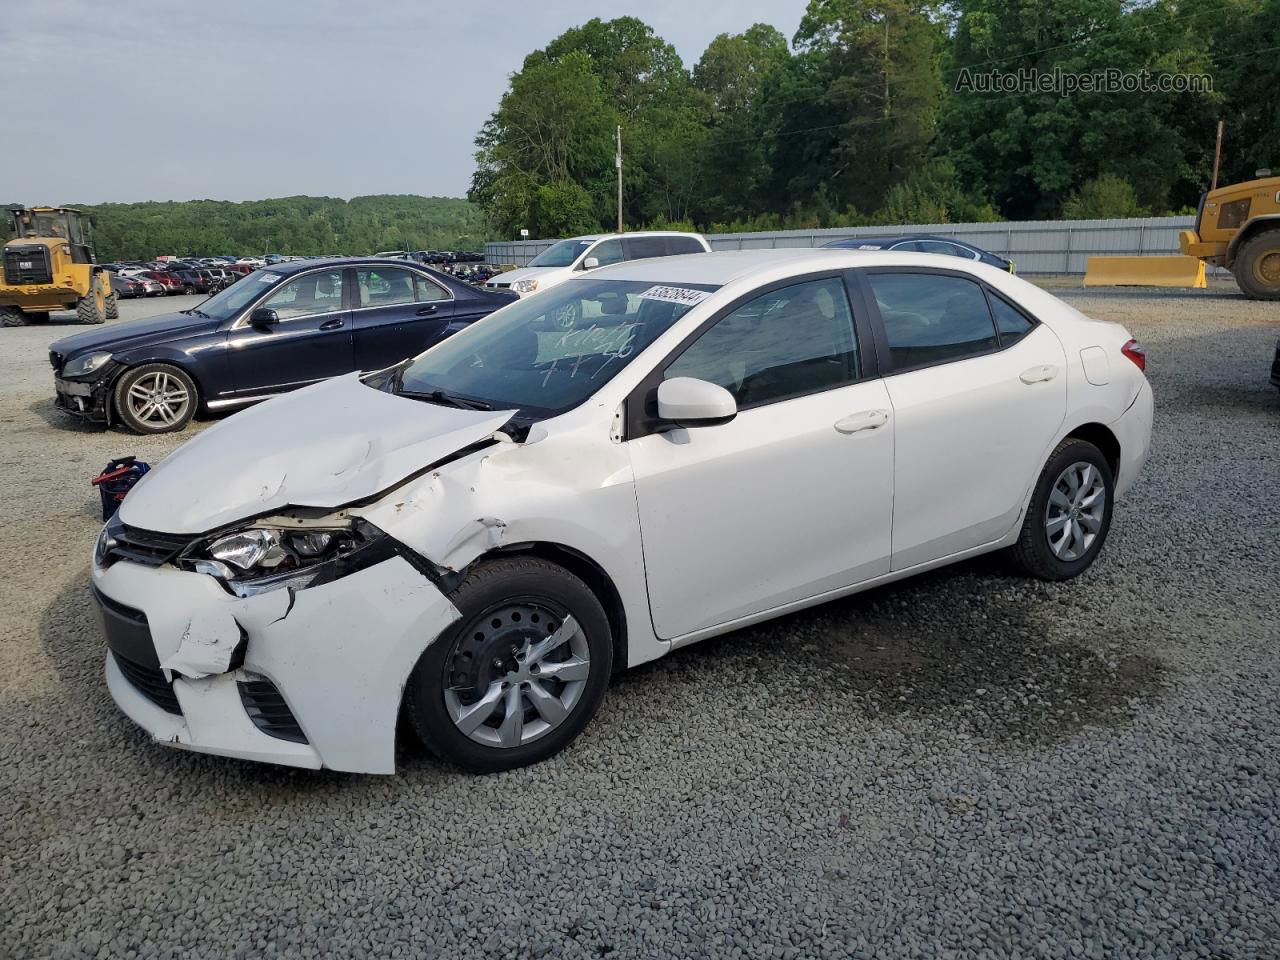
[0,0,807,205]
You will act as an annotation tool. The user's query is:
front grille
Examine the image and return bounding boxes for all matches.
[238,678,307,743]
[114,652,182,715]
[106,523,195,567]
[3,245,53,285]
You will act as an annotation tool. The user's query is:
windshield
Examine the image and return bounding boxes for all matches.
[193,269,283,320]
[527,239,594,268]
[391,278,718,418]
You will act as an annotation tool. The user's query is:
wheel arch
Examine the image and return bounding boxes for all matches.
[107,355,207,419]
[1062,421,1120,476]
[478,540,629,675]
[1226,215,1280,263]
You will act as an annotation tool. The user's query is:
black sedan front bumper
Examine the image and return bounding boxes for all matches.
[1270,339,1280,390]
[52,362,122,424]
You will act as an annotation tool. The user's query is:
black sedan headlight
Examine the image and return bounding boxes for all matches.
[179,519,390,597]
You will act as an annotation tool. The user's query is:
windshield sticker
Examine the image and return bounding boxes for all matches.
[258,272,280,283]
[638,285,710,307]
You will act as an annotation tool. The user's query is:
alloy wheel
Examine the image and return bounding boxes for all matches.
[444,603,591,748]
[125,371,191,427]
[1045,460,1107,562]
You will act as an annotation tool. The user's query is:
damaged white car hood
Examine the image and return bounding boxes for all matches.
[118,373,514,534]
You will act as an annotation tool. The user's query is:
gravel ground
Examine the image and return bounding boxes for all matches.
[2,291,1278,960]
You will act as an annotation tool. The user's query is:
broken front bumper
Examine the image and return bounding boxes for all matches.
[53,366,117,422]
[93,553,460,774]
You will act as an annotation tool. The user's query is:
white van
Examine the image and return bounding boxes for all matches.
[486,231,710,296]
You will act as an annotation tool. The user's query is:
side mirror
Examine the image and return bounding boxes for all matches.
[250,307,279,327]
[581,257,600,270]
[656,377,737,428]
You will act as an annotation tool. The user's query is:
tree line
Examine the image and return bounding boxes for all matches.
[58,195,488,262]
[468,0,1277,238]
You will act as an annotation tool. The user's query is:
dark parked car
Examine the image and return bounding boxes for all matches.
[108,273,146,300]
[48,258,519,434]
[823,234,1016,273]
[1270,338,1279,391]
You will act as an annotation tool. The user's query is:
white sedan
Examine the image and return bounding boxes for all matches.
[91,250,1152,774]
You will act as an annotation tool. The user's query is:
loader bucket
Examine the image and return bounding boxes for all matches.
[1083,255,1207,289]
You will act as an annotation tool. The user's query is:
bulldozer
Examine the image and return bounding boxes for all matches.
[1,206,116,327]
[1179,171,1280,300]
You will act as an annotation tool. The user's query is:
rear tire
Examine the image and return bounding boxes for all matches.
[1008,438,1115,581]
[405,557,613,773]
[105,292,119,320]
[1233,229,1280,300]
[0,306,26,327]
[77,274,107,325]
[113,363,198,434]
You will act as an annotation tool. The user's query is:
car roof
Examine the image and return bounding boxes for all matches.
[584,248,1004,287]
[826,234,983,249]
[557,231,705,244]
[263,256,431,275]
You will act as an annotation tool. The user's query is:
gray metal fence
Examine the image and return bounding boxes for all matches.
[485,216,1196,275]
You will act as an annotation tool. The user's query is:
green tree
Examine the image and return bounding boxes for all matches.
[1061,173,1147,218]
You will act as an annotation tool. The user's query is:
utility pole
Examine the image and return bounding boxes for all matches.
[616,125,623,233]
[1211,120,1224,191]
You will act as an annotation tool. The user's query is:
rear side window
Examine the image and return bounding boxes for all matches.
[667,236,706,255]
[867,273,997,370]
[917,240,975,259]
[414,274,448,302]
[989,292,1035,346]
[665,277,861,408]
[626,237,669,260]
[358,268,416,307]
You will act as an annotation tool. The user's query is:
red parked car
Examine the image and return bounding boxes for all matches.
[139,270,184,296]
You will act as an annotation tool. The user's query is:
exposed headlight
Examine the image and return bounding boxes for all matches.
[511,278,539,294]
[63,351,113,377]
[182,520,388,597]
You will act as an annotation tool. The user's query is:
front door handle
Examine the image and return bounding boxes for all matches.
[416,304,438,316]
[1019,364,1059,384]
[319,318,345,331]
[834,409,890,434]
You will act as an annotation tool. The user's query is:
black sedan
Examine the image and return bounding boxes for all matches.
[823,234,1015,272]
[49,258,518,434]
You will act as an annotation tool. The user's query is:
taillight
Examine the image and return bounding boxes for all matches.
[1121,338,1146,372]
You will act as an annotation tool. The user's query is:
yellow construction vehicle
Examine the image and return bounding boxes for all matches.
[1,206,116,327]
[1179,171,1280,300]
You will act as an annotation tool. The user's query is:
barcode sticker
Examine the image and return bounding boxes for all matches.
[638,285,710,307]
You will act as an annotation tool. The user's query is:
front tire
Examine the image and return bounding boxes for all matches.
[1008,438,1115,581]
[77,274,107,324]
[405,557,613,772]
[113,363,198,433]
[105,292,119,319]
[1232,229,1280,300]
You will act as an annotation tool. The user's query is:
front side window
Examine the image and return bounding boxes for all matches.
[587,238,624,267]
[263,270,344,320]
[393,278,716,417]
[665,277,860,408]
[527,239,594,268]
[358,268,415,307]
[867,273,997,370]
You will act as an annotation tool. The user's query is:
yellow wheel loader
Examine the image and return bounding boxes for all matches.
[1179,171,1280,300]
[1,206,116,327]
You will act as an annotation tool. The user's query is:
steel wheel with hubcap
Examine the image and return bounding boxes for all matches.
[1009,438,1114,580]
[114,363,198,433]
[406,556,612,772]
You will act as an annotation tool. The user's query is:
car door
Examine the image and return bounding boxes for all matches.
[223,268,353,396]
[627,273,894,640]
[857,269,1067,571]
[351,266,454,370]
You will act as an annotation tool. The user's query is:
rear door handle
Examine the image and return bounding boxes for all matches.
[416,304,438,316]
[319,318,344,331]
[1020,364,1059,384]
[834,409,890,434]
